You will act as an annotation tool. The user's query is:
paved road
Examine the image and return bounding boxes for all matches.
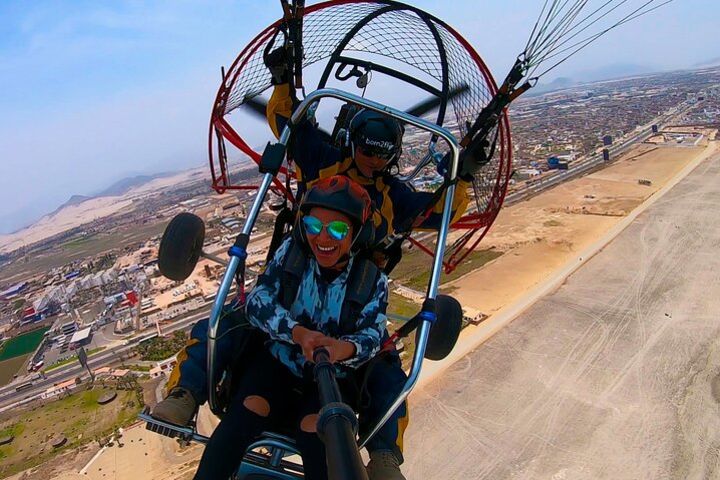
[404,153,720,479]
[0,307,211,409]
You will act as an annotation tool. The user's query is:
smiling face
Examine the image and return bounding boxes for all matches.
[354,147,391,178]
[304,207,354,269]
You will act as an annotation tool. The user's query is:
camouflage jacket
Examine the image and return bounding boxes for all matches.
[245,237,390,377]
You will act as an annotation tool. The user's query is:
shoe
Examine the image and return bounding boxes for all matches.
[151,387,197,426]
[366,450,406,480]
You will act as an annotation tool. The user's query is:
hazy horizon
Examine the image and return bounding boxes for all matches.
[1,0,718,234]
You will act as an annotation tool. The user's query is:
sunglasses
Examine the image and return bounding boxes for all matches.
[359,146,394,161]
[302,216,351,241]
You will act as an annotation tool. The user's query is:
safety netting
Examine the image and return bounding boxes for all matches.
[210,1,512,251]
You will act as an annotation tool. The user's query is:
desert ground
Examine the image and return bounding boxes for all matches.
[445,143,716,317]
[0,167,207,254]
[403,145,720,479]
[6,138,718,479]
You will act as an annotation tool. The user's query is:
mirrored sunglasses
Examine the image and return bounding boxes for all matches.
[302,216,351,241]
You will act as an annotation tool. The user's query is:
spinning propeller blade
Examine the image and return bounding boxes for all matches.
[405,84,469,118]
[244,96,268,118]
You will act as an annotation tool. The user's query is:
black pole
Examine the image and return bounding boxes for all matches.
[312,348,368,480]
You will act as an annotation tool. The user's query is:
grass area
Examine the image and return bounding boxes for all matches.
[135,331,187,361]
[127,364,152,372]
[0,327,50,362]
[0,355,28,387]
[391,247,504,291]
[60,235,96,250]
[387,292,420,321]
[43,347,106,373]
[0,221,167,285]
[0,387,141,478]
[0,423,24,440]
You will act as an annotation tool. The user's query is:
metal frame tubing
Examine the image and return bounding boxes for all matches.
[204,87,460,445]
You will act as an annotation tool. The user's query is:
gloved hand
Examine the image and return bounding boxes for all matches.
[264,46,290,85]
[458,137,490,181]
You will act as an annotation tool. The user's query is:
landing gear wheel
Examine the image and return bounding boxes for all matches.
[158,212,206,281]
[424,294,463,361]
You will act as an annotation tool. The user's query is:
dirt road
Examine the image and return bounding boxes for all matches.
[403,154,720,479]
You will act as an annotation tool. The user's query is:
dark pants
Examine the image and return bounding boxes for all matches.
[194,346,344,480]
[168,309,409,463]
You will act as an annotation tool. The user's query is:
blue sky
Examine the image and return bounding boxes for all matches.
[0,0,717,234]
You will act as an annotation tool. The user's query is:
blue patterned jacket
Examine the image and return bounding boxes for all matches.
[245,237,390,377]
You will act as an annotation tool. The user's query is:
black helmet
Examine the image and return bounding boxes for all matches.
[297,176,374,250]
[348,109,404,166]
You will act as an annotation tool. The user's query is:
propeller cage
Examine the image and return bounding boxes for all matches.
[208,0,512,273]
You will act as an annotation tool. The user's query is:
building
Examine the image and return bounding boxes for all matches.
[149,356,178,379]
[64,271,81,281]
[0,282,28,301]
[58,320,78,336]
[602,135,613,146]
[515,168,542,180]
[19,307,40,325]
[69,327,93,349]
[221,217,242,230]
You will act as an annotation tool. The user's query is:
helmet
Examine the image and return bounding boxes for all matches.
[300,176,372,227]
[348,109,404,167]
[298,176,374,250]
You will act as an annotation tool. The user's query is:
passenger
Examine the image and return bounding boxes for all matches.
[262,47,487,479]
[154,177,406,480]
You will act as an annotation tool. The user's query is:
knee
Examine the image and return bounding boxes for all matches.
[190,318,209,339]
[300,413,319,433]
[243,395,270,417]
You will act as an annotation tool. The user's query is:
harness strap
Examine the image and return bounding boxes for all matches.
[266,207,296,264]
[279,239,380,332]
[279,238,307,311]
[340,256,381,336]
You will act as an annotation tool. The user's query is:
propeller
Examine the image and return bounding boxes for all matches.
[243,83,469,124]
[241,82,468,146]
[243,96,268,118]
[244,94,333,143]
[404,84,469,118]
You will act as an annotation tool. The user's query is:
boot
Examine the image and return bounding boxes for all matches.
[151,387,197,426]
[366,450,406,480]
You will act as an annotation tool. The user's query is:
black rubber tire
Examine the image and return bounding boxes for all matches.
[424,294,463,361]
[158,212,205,281]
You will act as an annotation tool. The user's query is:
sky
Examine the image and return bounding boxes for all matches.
[0,0,718,234]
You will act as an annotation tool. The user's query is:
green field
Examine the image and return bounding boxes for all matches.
[0,328,49,362]
[391,247,504,291]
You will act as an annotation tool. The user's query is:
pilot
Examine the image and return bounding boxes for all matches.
[264,46,483,251]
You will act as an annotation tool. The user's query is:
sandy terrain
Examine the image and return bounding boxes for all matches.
[403,147,720,479]
[79,423,203,480]
[0,168,207,254]
[447,144,712,316]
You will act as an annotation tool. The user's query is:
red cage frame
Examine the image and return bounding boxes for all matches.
[208,0,512,273]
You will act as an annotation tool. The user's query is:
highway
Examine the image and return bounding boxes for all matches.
[0,306,213,411]
[502,100,696,207]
